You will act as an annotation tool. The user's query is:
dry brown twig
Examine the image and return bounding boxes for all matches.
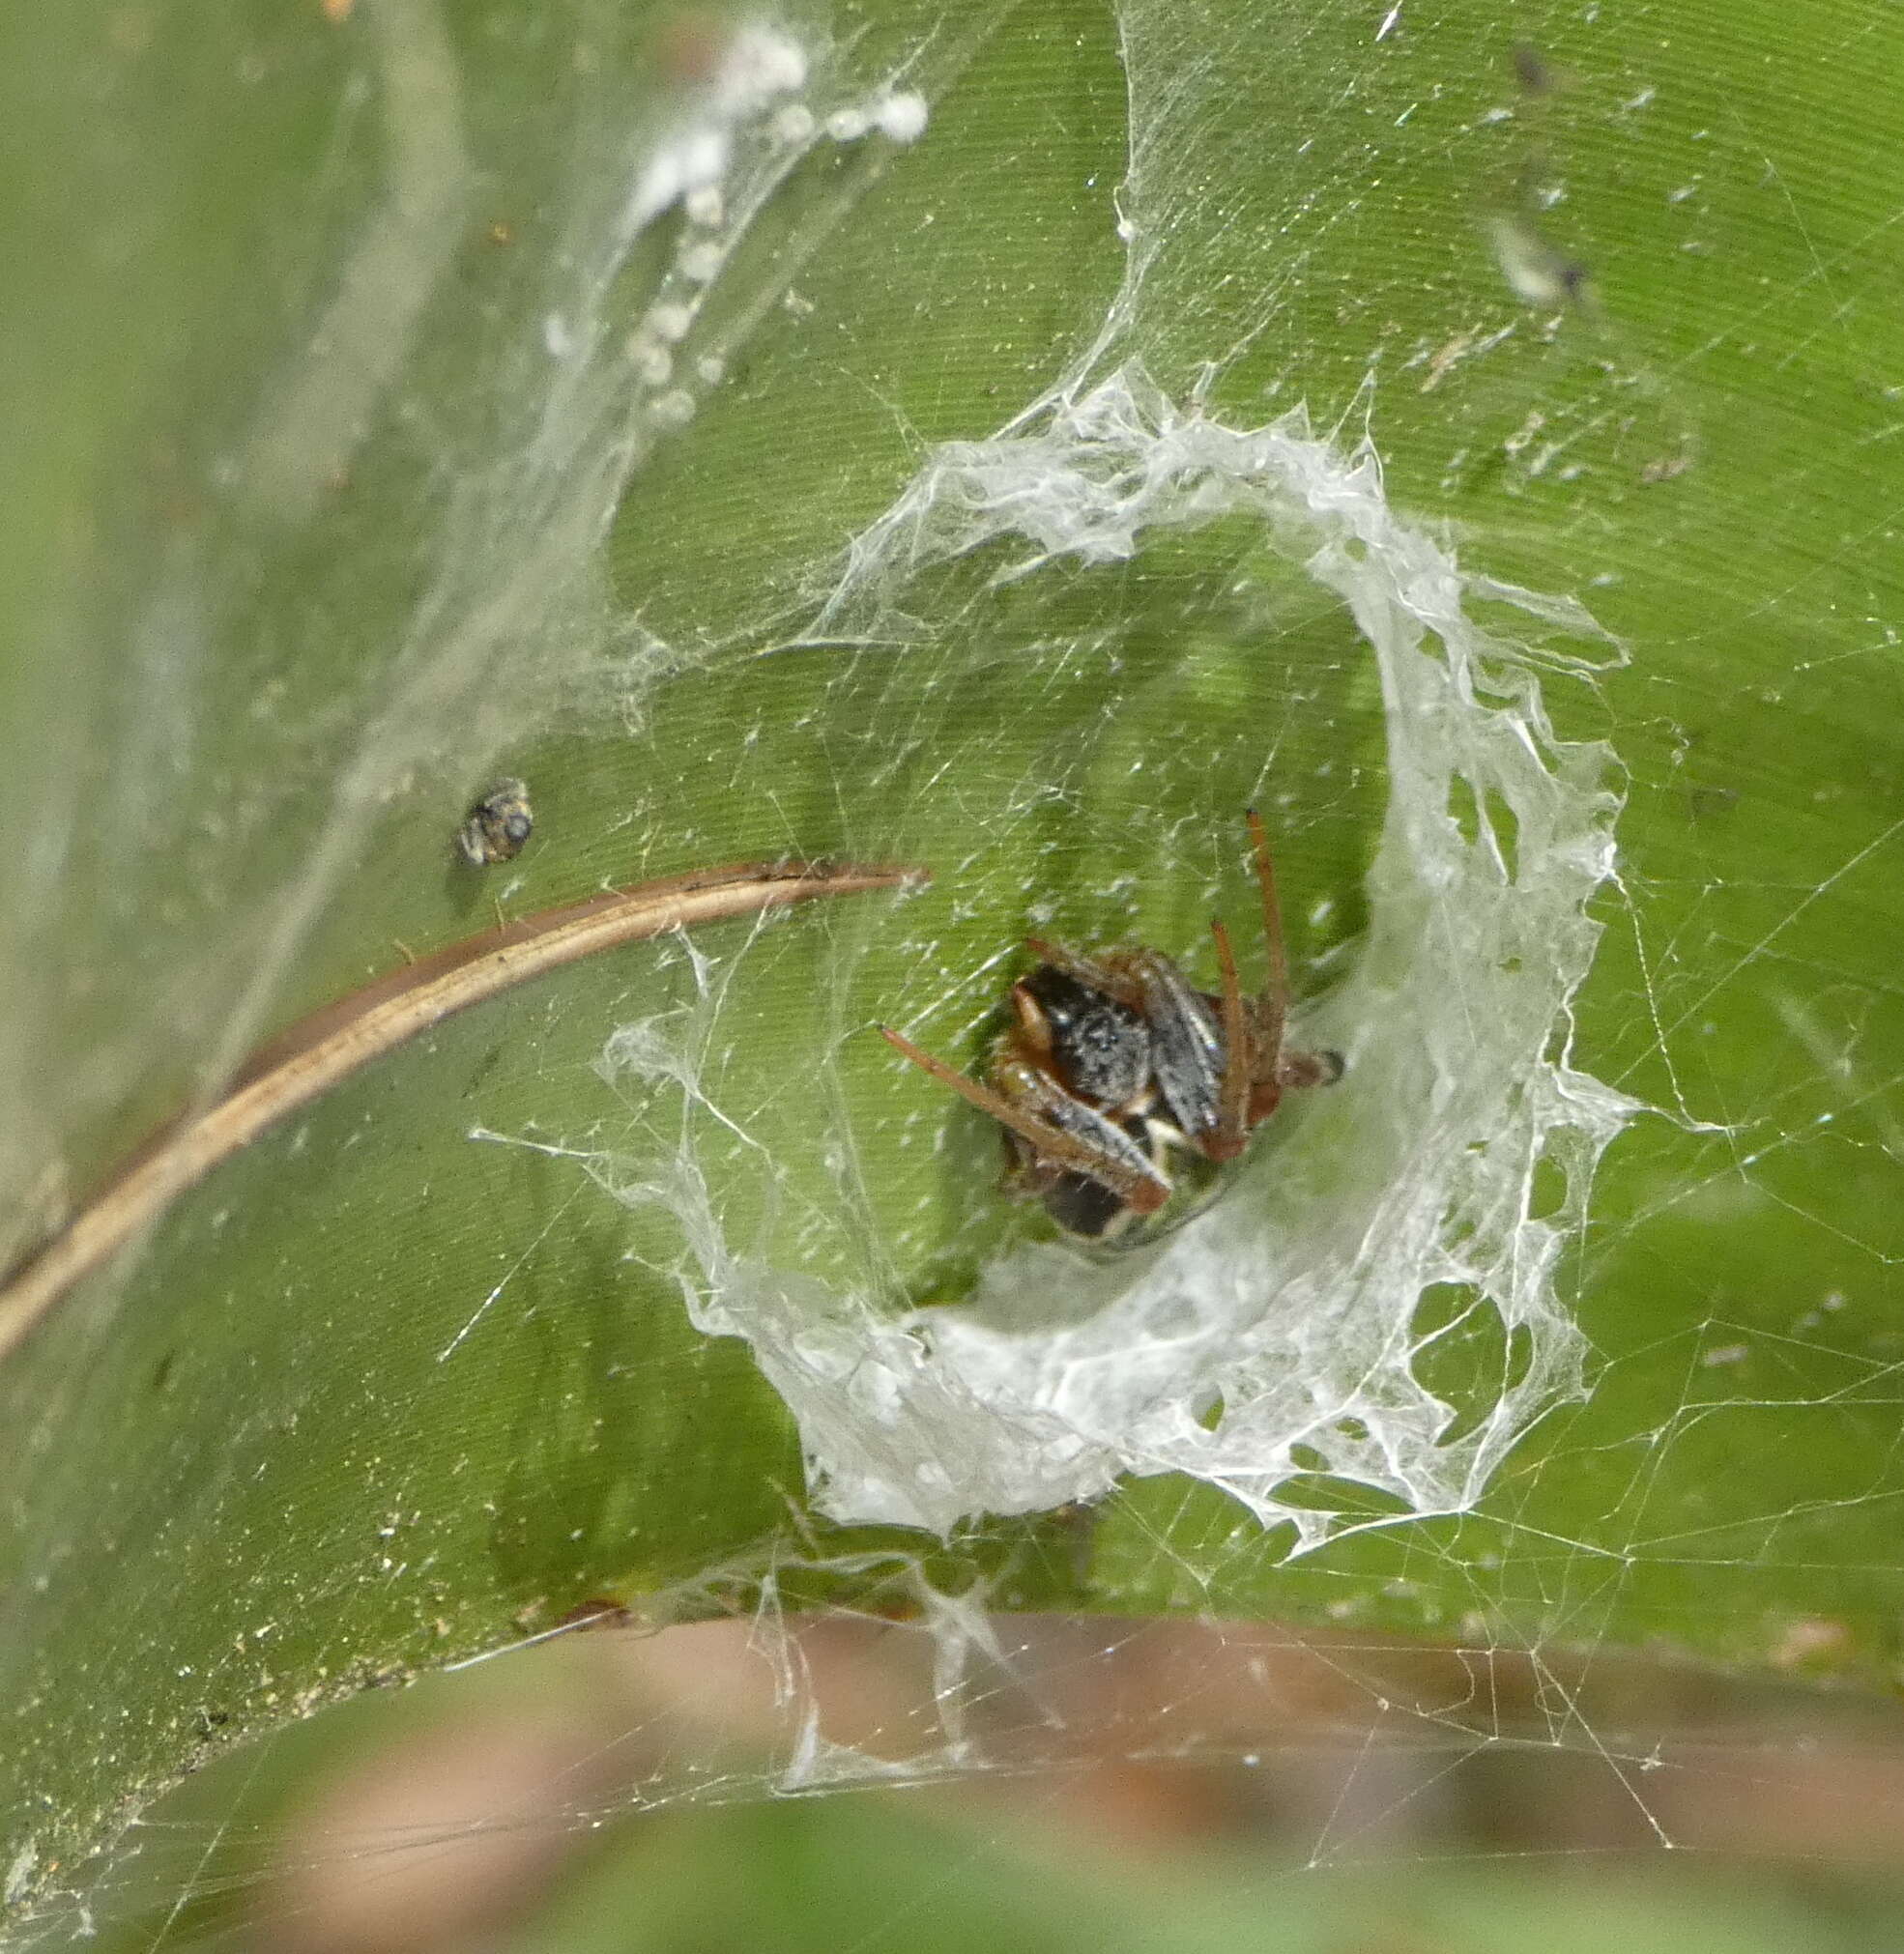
[0,858,927,1360]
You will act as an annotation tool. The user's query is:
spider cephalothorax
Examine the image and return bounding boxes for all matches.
[880,814,1343,1239]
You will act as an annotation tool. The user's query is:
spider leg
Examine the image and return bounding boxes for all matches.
[1208,919,1254,1160]
[1245,812,1345,1105]
[1022,937,1148,1012]
[877,1026,1168,1212]
[1245,808,1290,1122]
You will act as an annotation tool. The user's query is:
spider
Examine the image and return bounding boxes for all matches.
[456,778,534,867]
[880,814,1343,1239]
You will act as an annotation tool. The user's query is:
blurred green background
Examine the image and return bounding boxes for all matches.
[72,1610,1904,1951]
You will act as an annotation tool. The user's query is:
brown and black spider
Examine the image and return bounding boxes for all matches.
[880,814,1343,1240]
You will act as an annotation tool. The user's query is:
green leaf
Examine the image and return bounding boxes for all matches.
[7,0,1904,1923]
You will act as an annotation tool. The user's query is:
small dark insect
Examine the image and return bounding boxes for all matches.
[1511,41,1556,94]
[456,778,534,867]
[880,815,1343,1240]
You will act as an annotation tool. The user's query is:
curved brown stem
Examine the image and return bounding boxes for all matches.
[0,858,927,1359]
